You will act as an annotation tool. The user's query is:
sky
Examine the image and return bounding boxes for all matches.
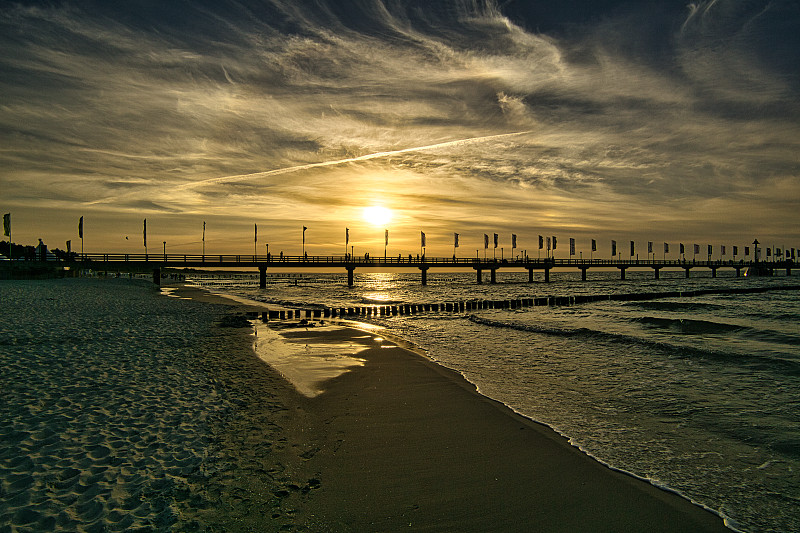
[1,0,798,258]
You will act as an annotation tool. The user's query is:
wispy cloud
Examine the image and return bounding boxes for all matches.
[1,0,798,253]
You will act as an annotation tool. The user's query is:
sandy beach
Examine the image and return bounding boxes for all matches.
[0,279,731,532]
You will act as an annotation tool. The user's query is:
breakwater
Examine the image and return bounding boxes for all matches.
[256,284,800,322]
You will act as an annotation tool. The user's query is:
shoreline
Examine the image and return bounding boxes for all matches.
[170,282,731,531]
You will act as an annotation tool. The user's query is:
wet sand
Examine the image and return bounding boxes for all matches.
[172,283,730,532]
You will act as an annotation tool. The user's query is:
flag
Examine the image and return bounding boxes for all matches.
[569,238,575,256]
[539,235,543,250]
[791,248,795,259]
[66,240,71,253]
[254,223,258,243]
[647,241,653,254]
[721,245,726,256]
[591,239,596,252]
[202,221,206,241]
[708,244,712,256]
[143,219,147,248]
[484,234,489,249]
[552,236,557,250]
[493,233,498,248]
[776,248,782,257]
[385,229,389,247]
[421,231,426,248]
[694,244,700,254]
[346,227,349,245]
[454,233,459,248]
[664,242,669,254]
[611,240,617,256]
[511,234,517,249]
[680,243,685,254]
[3,213,9,237]
[745,246,750,256]
[630,241,635,256]
[733,246,738,256]
[303,226,307,244]
[78,216,83,239]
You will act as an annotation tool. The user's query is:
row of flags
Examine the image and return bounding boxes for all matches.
[3,213,798,260]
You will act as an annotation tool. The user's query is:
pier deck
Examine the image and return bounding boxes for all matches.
[12,253,792,286]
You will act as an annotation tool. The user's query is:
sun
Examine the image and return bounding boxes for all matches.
[363,206,392,226]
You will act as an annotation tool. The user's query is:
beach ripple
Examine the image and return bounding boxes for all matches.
[0,279,261,531]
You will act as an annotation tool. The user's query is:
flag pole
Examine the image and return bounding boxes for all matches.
[3,213,11,270]
[78,216,84,259]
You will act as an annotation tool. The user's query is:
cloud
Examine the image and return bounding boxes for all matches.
[0,0,798,252]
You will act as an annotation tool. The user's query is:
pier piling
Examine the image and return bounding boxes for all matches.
[259,266,267,289]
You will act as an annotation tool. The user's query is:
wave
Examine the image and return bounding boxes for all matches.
[622,301,723,312]
[631,316,745,335]
[360,297,405,305]
[467,315,800,377]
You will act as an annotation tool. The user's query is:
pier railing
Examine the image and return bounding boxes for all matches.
[10,252,794,286]
[24,252,764,268]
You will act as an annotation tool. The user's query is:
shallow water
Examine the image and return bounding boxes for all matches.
[199,269,800,532]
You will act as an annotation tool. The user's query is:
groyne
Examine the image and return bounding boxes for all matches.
[256,284,800,322]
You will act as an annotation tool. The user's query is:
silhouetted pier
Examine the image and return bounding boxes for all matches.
[25,253,794,286]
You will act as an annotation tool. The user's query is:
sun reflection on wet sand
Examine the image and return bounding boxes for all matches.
[253,324,378,397]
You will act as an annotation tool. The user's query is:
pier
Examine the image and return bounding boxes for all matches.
[16,253,792,286]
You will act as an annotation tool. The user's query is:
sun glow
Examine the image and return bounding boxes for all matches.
[363,206,392,226]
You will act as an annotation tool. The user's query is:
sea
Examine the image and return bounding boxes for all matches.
[190,268,800,533]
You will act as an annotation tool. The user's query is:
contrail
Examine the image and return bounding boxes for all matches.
[85,130,532,205]
[178,130,533,190]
